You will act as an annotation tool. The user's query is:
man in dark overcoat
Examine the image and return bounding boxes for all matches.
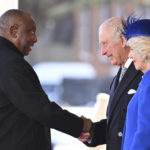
[79,17,143,150]
[0,9,92,150]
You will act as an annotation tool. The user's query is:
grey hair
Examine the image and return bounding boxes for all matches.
[0,9,30,34]
[98,17,125,42]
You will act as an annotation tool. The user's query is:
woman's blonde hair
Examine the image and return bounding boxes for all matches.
[127,36,150,61]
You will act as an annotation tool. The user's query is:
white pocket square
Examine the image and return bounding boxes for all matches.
[128,89,136,94]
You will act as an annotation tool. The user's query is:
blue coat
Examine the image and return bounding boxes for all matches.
[122,69,150,150]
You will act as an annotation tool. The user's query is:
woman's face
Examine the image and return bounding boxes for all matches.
[128,49,147,73]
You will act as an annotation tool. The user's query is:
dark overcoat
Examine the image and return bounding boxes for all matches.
[0,37,83,150]
[86,61,143,150]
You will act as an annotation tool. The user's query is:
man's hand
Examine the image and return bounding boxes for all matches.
[82,115,92,132]
[78,132,90,142]
[78,116,93,142]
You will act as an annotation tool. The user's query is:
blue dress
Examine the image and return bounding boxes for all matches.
[122,69,150,150]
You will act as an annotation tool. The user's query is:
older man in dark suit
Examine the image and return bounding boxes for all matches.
[79,17,143,150]
[0,9,92,150]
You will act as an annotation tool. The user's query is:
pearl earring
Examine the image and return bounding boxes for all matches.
[144,59,148,63]
[144,56,148,63]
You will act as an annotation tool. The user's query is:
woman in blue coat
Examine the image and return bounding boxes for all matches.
[121,17,150,150]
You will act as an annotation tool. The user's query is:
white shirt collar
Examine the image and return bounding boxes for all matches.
[124,58,132,69]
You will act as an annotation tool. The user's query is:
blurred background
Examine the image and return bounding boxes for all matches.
[20,0,150,106]
[1,0,150,149]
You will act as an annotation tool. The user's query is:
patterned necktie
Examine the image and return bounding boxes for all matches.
[119,67,127,82]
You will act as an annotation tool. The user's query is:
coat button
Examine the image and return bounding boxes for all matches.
[118,132,122,137]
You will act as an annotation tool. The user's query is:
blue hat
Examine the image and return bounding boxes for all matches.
[122,16,150,40]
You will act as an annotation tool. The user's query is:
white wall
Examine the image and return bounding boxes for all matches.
[0,0,18,16]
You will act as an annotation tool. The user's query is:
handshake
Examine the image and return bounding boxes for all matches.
[78,116,94,142]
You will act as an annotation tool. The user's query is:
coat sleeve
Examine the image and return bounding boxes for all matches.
[130,83,150,150]
[1,60,83,138]
[85,119,107,147]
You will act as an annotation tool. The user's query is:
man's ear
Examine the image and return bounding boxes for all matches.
[9,24,19,38]
[120,35,127,48]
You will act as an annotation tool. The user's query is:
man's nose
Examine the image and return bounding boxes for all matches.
[101,47,107,56]
[33,35,38,43]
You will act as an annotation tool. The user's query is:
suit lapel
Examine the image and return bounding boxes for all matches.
[110,67,121,98]
[107,67,121,116]
[107,63,139,124]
